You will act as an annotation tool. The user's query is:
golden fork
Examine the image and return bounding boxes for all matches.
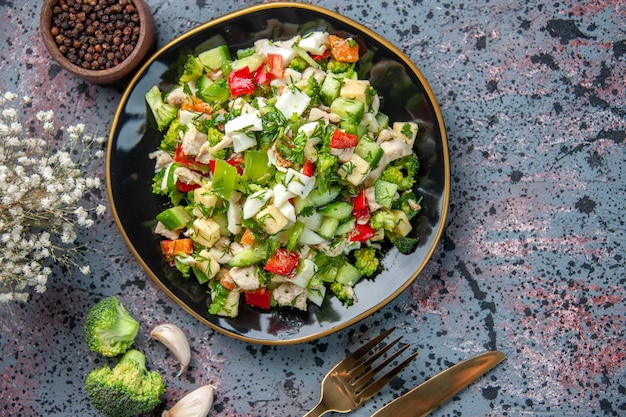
[303,327,418,417]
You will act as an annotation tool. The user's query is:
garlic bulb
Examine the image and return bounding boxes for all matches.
[151,323,191,377]
[162,385,215,417]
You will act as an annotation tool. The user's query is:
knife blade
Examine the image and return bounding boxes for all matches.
[370,350,506,417]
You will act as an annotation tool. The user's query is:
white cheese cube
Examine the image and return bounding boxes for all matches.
[190,218,221,248]
[339,153,370,186]
[195,249,220,280]
[392,209,413,237]
[256,205,289,235]
[393,122,419,147]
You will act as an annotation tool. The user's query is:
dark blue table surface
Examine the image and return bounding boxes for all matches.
[1,1,624,416]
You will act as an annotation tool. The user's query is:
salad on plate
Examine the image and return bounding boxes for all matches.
[146,31,422,318]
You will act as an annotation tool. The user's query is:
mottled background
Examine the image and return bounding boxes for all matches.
[1,0,624,416]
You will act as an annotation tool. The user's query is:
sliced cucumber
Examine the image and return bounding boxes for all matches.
[318,201,353,220]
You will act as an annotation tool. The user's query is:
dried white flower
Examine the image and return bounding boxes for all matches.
[0,92,106,302]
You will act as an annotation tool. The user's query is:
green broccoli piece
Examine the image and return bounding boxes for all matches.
[160,118,182,152]
[83,296,139,357]
[85,349,165,417]
[303,75,321,105]
[353,247,379,277]
[370,208,397,232]
[151,169,167,196]
[392,191,422,220]
[327,59,354,73]
[179,55,204,83]
[330,281,357,306]
[381,154,420,191]
[289,56,308,72]
[390,234,418,255]
[315,152,338,193]
[145,85,178,132]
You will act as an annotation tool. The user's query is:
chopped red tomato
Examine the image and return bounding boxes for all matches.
[160,238,194,261]
[228,66,256,97]
[302,159,314,177]
[266,53,284,78]
[349,223,376,243]
[330,129,358,149]
[244,288,272,310]
[329,34,359,63]
[264,248,299,276]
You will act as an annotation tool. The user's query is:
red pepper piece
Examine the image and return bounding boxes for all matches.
[175,180,200,192]
[264,248,300,276]
[330,129,358,149]
[352,189,370,221]
[266,53,284,78]
[302,159,314,177]
[228,66,256,97]
[349,223,376,242]
[244,288,272,310]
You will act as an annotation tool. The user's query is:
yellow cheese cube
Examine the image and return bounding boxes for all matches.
[256,205,289,235]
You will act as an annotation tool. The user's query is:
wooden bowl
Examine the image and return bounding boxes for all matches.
[39,0,156,84]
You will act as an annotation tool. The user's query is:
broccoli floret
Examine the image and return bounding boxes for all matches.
[385,154,420,191]
[85,349,165,417]
[330,281,357,306]
[289,56,308,72]
[353,247,379,277]
[327,59,354,73]
[145,85,178,132]
[390,234,418,255]
[392,191,422,220]
[179,55,204,83]
[303,75,321,105]
[160,118,182,152]
[370,208,396,232]
[83,296,139,357]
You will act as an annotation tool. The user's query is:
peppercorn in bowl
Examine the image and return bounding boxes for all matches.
[40,0,156,84]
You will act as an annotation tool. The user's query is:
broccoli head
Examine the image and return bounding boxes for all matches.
[289,56,308,72]
[392,191,422,220]
[370,208,397,232]
[330,281,357,306]
[85,349,165,417]
[381,154,419,191]
[303,75,321,106]
[179,55,204,83]
[160,118,183,152]
[326,59,354,73]
[390,234,418,255]
[83,296,139,357]
[145,85,178,132]
[353,247,379,277]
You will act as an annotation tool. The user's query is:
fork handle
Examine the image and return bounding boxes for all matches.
[302,401,328,417]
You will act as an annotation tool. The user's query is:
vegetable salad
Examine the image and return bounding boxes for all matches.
[146,31,422,317]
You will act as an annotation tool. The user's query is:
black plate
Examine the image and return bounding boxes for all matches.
[106,2,450,345]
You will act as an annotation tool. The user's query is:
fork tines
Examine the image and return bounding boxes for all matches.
[344,327,419,399]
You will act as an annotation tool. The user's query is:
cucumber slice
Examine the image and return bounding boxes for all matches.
[156,206,192,231]
[335,262,362,286]
[318,216,340,239]
[318,201,353,220]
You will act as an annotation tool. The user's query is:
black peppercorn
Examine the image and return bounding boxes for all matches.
[49,0,141,70]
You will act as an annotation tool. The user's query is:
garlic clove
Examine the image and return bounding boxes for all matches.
[151,323,191,377]
[162,384,215,417]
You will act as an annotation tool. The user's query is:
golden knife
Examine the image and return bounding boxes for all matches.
[370,350,506,417]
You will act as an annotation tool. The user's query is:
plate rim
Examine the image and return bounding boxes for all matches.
[106,1,450,345]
